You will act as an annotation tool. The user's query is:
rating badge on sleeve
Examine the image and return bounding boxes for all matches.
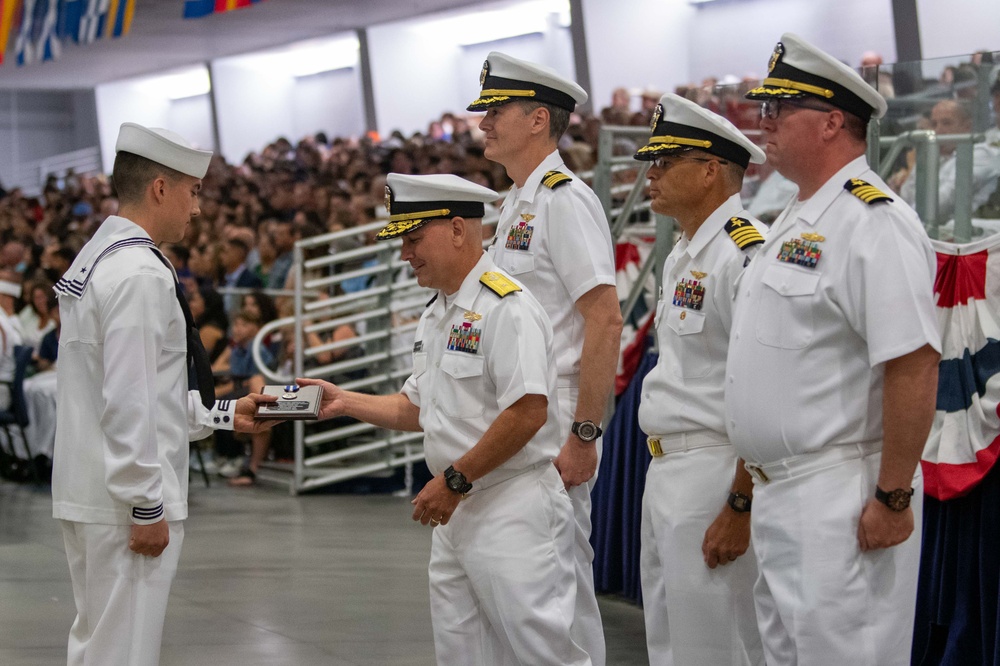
[777,233,824,269]
[448,321,482,354]
[505,214,535,250]
[672,277,706,310]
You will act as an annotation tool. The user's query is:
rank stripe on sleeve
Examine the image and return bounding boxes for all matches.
[724,217,765,249]
[844,178,894,204]
[542,170,572,189]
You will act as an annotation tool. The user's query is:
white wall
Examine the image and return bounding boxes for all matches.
[95,81,172,175]
[368,0,574,136]
[290,67,365,142]
[580,0,695,117]
[211,58,297,164]
[917,0,1000,60]
[688,0,896,81]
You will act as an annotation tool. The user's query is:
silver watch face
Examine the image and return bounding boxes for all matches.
[576,421,598,441]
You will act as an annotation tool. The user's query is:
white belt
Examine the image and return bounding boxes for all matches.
[646,430,729,458]
[744,440,881,485]
[467,459,552,496]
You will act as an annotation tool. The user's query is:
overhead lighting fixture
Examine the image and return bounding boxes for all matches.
[424,0,569,47]
[134,67,211,100]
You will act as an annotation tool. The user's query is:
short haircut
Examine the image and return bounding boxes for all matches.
[842,111,869,142]
[226,237,251,257]
[112,151,186,205]
[233,308,262,327]
[516,100,571,140]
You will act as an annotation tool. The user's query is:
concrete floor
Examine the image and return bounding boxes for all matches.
[0,478,648,666]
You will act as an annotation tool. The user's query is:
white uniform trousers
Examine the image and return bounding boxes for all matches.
[640,444,763,666]
[556,384,607,666]
[60,520,184,666]
[750,448,922,666]
[428,463,590,666]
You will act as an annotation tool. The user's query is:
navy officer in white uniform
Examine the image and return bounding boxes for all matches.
[469,52,621,665]
[52,122,277,666]
[727,33,941,665]
[634,93,767,666]
[299,173,589,666]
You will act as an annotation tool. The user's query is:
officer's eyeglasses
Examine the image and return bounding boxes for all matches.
[651,155,729,171]
[759,99,835,120]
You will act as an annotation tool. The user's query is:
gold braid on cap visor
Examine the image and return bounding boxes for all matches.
[761,77,834,98]
[635,135,713,155]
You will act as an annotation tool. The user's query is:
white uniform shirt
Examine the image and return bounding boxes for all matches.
[0,308,23,409]
[639,194,765,437]
[401,253,560,485]
[52,216,235,526]
[900,142,1000,218]
[487,150,615,381]
[726,157,941,464]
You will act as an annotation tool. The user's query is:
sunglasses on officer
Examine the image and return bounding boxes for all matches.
[759,98,836,120]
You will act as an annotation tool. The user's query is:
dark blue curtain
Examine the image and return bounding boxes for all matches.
[914,460,1000,665]
[591,350,657,604]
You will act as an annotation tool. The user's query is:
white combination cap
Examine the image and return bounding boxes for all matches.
[746,32,887,120]
[635,93,765,168]
[377,173,499,240]
[115,122,213,178]
[467,51,587,112]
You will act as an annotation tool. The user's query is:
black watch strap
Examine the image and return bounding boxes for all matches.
[875,486,914,511]
[444,465,473,495]
[728,491,752,513]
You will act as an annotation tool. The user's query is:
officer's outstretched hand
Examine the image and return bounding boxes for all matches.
[857,499,914,551]
[554,435,598,489]
[702,506,750,569]
[295,377,346,420]
[411,476,461,528]
[233,393,281,433]
[129,519,169,558]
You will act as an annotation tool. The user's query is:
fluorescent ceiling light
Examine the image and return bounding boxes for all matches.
[418,0,569,47]
[226,35,360,78]
[134,67,211,100]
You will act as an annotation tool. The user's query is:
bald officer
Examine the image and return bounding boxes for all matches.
[634,94,766,665]
[469,52,621,665]
[299,174,589,666]
[52,123,277,666]
[727,34,941,665]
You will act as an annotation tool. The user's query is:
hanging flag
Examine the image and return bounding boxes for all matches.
[34,0,60,61]
[59,0,85,42]
[0,0,21,65]
[922,236,1000,500]
[105,0,134,37]
[78,0,108,43]
[14,0,40,65]
[184,0,265,19]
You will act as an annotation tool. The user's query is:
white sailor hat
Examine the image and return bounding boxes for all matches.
[634,93,765,169]
[115,122,213,179]
[377,174,499,241]
[746,33,887,121]
[467,51,587,112]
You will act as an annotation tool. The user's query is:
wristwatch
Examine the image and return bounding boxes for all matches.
[875,486,914,511]
[571,420,603,442]
[444,465,473,495]
[728,491,752,513]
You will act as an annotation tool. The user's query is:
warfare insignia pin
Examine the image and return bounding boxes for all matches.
[384,185,392,214]
[801,232,826,243]
[480,60,490,87]
[768,42,784,74]
[650,103,663,132]
[520,213,535,223]
[690,270,707,280]
[777,237,822,269]
[448,322,482,354]
[464,311,482,322]
[673,278,705,311]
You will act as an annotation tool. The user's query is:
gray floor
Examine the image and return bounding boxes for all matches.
[0,478,648,665]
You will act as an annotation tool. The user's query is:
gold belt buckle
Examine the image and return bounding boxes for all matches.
[745,463,770,484]
[647,437,664,457]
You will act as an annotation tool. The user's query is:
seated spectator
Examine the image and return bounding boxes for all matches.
[211,309,275,477]
[17,280,56,351]
[24,305,59,471]
[898,99,1000,220]
[162,243,194,283]
[268,219,298,290]
[600,87,632,125]
[219,237,263,314]
[0,269,24,411]
[186,283,229,364]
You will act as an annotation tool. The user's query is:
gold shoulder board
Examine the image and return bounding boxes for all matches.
[724,217,764,250]
[480,272,522,298]
[541,170,572,189]
[844,178,894,205]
